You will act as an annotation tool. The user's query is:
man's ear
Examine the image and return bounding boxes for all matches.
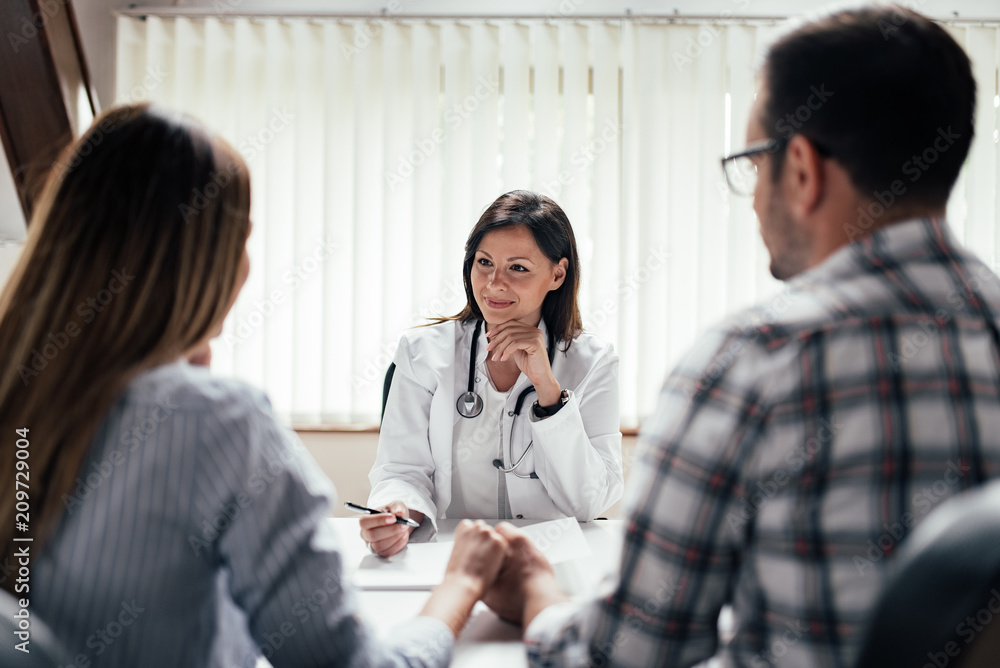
[550,258,568,291]
[782,134,826,219]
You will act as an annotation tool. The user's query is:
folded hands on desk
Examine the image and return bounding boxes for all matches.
[416,520,573,636]
[360,503,574,634]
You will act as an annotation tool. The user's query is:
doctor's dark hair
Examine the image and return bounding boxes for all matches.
[762,5,974,208]
[442,190,583,349]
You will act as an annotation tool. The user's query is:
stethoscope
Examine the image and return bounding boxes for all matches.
[456,319,556,479]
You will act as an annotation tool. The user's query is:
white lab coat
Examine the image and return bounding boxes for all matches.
[368,318,623,532]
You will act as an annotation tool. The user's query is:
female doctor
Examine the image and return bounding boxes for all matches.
[362,190,623,557]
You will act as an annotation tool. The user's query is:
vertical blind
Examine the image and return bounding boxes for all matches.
[115,16,1000,427]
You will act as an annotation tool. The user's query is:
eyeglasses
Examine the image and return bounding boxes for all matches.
[721,136,833,197]
[720,138,787,197]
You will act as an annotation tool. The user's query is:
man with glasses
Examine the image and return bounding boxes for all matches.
[482,6,997,667]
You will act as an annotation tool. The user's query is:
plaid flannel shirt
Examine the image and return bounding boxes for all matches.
[525,217,1000,667]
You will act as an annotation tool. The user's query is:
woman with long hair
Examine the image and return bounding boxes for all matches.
[0,104,506,666]
[363,190,623,557]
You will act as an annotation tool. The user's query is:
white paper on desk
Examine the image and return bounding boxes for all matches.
[518,518,591,564]
[352,517,591,590]
[353,542,453,590]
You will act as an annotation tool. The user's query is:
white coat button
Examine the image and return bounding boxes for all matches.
[516,514,523,519]
[508,411,514,417]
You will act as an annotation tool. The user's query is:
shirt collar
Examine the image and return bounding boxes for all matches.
[794,216,955,286]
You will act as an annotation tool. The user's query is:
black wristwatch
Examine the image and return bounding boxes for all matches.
[533,389,569,418]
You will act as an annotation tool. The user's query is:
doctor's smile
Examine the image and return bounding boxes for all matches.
[482,296,513,309]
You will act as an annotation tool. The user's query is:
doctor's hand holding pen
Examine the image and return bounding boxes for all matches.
[358,500,426,557]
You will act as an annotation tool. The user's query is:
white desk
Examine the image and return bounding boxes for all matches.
[331,518,624,668]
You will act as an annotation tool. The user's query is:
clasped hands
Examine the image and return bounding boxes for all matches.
[360,503,566,627]
[445,519,567,627]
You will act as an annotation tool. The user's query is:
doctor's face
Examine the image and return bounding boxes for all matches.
[470,225,567,328]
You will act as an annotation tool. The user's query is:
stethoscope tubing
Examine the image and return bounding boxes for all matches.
[456,319,555,479]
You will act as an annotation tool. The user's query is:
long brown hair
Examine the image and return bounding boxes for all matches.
[0,104,251,592]
[436,190,583,350]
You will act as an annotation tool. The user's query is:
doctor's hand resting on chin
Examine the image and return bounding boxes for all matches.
[363,190,623,558]
[484,319,563,408]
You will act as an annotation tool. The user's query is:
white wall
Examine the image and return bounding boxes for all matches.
[0,244,22,290]
[0,156,25,243]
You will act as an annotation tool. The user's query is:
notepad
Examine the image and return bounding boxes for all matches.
[353,542,453,590]
[518,517,591,565]
[352,517,592,590]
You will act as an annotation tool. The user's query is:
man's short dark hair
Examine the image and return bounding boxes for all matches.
[763,5,975,208]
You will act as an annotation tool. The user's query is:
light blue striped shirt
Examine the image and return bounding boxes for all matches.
[32,361,453,667]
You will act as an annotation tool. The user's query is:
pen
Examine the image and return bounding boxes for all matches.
[344,501,421,528]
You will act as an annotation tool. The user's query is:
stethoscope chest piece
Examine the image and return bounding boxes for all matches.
[456,391,484,419]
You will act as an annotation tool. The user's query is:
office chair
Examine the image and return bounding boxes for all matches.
[381,362,396,424]
[854,481,1000,668]
[0,589,71,667]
